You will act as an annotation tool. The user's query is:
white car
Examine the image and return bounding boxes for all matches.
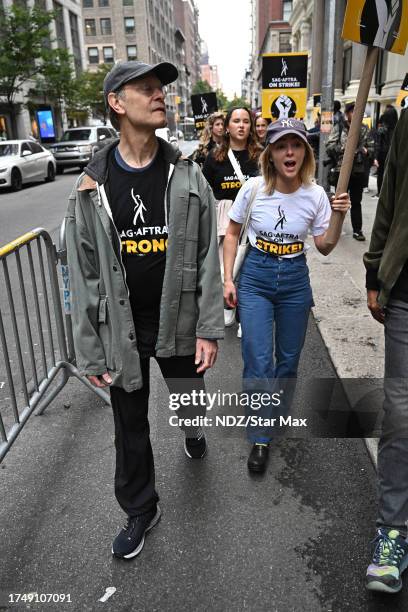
[0,140,57,191]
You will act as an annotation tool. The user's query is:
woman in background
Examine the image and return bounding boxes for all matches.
[255,113,271,147]
[190,112,225,167]
[203,107,262,334]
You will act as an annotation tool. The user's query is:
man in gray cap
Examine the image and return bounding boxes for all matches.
[65,61,223,559]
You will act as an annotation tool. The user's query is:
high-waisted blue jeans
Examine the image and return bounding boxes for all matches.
[238,248,313,443]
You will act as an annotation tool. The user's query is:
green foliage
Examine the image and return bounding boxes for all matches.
[0,5,55,104]
[74,64,111,122]
[215,88,228,110]
[31,48,77,107]
[192,80,213,94]
[225,95,250,112]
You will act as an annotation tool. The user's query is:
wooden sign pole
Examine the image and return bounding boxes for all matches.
[325,45,379,245]
[336,46,379,195]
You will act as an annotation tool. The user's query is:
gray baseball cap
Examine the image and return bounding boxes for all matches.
[103,60,178,101]
[265,118,308,146]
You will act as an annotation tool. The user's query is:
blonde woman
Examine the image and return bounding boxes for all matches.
[190,112,225,167]
[223,118,350,472]
[255,113,271,147]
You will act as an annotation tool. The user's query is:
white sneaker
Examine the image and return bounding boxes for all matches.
[224,308,235,327]
[237,323,242,338]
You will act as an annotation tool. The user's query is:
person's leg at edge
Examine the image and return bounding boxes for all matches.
[273,257,312,427]
[348,175,365,239]
[366,300,408,593]
[111,358,161,559]
[156,355,207,459]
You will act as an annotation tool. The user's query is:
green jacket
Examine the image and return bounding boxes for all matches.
[364,111,408,306]
[65,138,224,392]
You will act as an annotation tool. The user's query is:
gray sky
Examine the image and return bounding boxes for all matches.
[195,0,252,98]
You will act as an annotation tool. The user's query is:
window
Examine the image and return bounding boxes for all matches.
[97,128,112,140]
[343,46,352,90]
[98,0,109,5]
[85,19,96,36]
[127,45,137,60]
[21,142,32,155]
[279,32,291,53]
[103,46,114,63]
[123,0,133,5]
[88,47,99,64]
[29,142,44,154]
[150,24,155,44]
[282,0,292,21]
[124,17,135,34]
[100,18,112,36]
[82,0,93,7]
[53,1,67,47]
[62,129,91,141]
[148,0,153,16]
[69,11,82,75]
[375,50,388,95]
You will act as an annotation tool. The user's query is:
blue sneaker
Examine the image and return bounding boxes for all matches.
[112,505,161,559]
[366,528,408,594]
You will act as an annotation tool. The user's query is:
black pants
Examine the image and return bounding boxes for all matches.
[348,174,365,233]
[110,355,205,517]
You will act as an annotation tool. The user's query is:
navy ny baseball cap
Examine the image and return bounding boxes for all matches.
[103,60,178,101]
[265,118,308,146]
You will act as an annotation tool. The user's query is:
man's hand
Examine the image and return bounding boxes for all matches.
[195,339,218,373]
[87,372,112,388]
[367,289,385,324]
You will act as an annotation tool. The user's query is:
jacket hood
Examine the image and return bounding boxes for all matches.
[84,136,182,184]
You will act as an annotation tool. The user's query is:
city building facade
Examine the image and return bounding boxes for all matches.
[81,0,180,123]
[245,0,408,124]
[173,0,200,88]
[0,0,86,139]
[242,0,293,109]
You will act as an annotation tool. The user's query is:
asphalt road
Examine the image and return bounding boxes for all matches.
[0,143,407,611]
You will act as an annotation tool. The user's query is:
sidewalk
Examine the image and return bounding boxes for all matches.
[308,176,383,464]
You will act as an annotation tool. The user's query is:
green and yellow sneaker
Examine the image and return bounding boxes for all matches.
[366,528,408,594]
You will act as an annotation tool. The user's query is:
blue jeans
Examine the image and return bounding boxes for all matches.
[238,248,313,443]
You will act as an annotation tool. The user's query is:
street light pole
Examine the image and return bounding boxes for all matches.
[317,0,341,188]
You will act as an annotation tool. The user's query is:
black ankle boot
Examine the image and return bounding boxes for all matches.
[247,443,269,473]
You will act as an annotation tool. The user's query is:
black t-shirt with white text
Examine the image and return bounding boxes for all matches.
[108,146,167,357]
[202,148,259,201]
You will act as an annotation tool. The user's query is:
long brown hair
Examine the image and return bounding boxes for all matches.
[214,107,262,162]
[259,138,316,195]
[200,112,225,148]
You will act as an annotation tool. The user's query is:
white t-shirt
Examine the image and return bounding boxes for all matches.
[228,177,331,258]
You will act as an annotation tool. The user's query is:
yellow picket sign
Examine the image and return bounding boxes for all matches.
[342,0,408,55]
[396,74,408,108]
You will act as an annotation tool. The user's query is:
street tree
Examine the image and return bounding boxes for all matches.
[225,95,250,112]
[192,80,213,94]
[215,89,228,111]
[75,65,112,124]
[29,48,78,133]
[0,4,55,134]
